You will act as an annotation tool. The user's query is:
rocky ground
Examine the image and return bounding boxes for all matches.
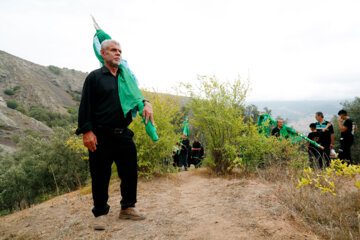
[0,168,319,240]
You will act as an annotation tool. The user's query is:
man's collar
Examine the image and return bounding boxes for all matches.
[101,65,119,75]
[101,66,111,74]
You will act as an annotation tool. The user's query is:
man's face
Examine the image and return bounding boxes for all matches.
[277,120,283,128]
[339,114,346,120]
[101,42,122,68]
[194,139,198,143]
[315,114,321,121]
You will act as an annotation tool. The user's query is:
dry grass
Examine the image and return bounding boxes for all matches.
[259,165,360,240]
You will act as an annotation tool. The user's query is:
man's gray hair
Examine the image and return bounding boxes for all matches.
[101,39,121,50]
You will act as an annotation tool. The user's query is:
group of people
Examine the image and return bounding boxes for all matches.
[172,135,204,171]
[307,110,357,167]
[271,111,357,168]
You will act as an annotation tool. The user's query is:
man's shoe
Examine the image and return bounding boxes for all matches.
[119,207,146,220]
[92,215,106,230]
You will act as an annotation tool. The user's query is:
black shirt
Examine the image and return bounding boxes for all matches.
[180,139,190,156]
[76,66,132,135]
[192,142,201,149]
[307,131,320,148]
[341,118,353,140]
[271,127,280,137]
[316,120,334,148]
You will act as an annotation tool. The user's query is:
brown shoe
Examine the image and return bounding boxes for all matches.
[92,215,106,230]
[119,207,146,220]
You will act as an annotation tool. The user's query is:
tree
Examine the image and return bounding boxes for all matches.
[184,75,250,175]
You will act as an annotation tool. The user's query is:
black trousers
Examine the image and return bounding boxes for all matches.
[339,137,353,164]
[318,147,331,168]
[89,128,138,217]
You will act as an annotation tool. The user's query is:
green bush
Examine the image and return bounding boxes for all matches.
[15,105,27,114]
[48,65,61,75]
[13,86,21,91]
[29,106,77,127]
[184,75,306,175]
[130,91,182,178]
[184,75,250,175]
[0,127,88,213]
[6,101,18,109]
[4,89,14,95]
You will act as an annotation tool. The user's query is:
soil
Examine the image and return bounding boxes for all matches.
[0,168,319,240]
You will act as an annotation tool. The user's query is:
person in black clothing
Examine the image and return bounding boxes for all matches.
[315,112,334,167]
[271,119,283,137]
[337,109,357,164]
[307,123,321,168]
[76,40,154,228]
[190,138,204,168]
[178,135,190,171]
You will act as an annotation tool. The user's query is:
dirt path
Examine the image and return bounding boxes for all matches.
[0,168,318,240]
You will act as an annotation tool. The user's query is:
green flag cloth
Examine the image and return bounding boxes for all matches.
[257,114,323,149]
[93,29,159,141]
[182,116,189,136]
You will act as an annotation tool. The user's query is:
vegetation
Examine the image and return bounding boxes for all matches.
[130,91,182,177]
[29,106,77,128]
[4,89,14,95]
[0,128,88,214]
[183,75,305,175]
[6,100,18,109]
[48,65,62,75]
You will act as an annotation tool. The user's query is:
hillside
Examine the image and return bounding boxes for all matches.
[0,50,86,114]
[0,169,317,240]
[0,50,88,150]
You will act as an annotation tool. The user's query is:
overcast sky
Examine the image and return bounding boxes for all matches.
[1,0,359,101]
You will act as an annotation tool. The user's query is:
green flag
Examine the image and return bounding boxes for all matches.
[92,23,159,141]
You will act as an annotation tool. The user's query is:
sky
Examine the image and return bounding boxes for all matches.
[0,0,360,101]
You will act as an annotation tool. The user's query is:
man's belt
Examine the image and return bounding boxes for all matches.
[113,128,125,134]
[95,126,127,135]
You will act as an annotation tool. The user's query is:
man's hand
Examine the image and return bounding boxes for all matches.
[83,130,97,152]
[330,143,334,149]
[142,101,154,125]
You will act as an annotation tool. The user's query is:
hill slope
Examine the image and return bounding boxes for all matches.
[0,50,86,114]
[0,169,317,240]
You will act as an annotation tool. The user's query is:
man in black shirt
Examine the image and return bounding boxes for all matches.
[307,123,321,168]
[190,138,204,168]
[77,39,153,229]
[178,135,190,171]
[315,112,334,167]
[271,119,283,137]
[337,109,357,164]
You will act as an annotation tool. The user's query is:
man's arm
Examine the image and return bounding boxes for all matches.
[337,118,348,132]
[76,72,97,152]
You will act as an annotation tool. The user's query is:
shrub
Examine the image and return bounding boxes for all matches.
[6,101,18,109]
[4,89,14,95]
[48,65,61,75]
[183,75,250,175]
[276,160,360,239]
[0,127,89,213]
[130,91,182,177]
[15,105,27,115]
[13,86,20,91]
[29,106,77,127]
